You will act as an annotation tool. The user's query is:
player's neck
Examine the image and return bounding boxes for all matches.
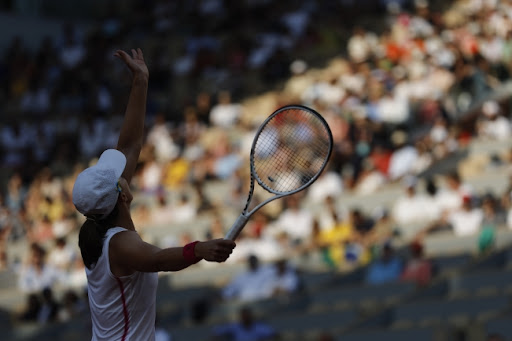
[114,207,136,231]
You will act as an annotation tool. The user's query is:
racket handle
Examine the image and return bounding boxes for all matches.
[225,214,249,241]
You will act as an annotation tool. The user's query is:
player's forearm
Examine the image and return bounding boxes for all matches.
[154,247,198,272]
[116,74,148,172]
[116,73,148,183]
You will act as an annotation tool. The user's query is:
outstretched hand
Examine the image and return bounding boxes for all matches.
[195,239,236,263]
[114,48,149,79]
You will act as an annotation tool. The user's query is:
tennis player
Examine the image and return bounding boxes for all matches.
[72,48,236,340]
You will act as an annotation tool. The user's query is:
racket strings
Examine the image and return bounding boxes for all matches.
[253,109,331,193]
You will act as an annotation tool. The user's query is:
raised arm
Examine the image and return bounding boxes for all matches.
[109,231,236,275]
[114,48,149,184]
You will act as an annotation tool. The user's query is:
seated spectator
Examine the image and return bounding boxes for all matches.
[17,293,41,323]
[211,306,277,341]
[47,237,75,271]
[146,113,180,164]
[274,195,314,246]
[387,130,418,181]
[18,243,64,294]
[365,243,403,285]
[169,193,197,224]
[392,176,433,228]
[448,194,483,237]
[476,100,511,141]
[209,90,243,128]
[349,208,374,236]
[262,259,300,299]
[434,171,474,215]
[400,241,432,287]
[37,287,60,324]
[306,167,344,203]
[221,255,274,303]
[57,290,86,323]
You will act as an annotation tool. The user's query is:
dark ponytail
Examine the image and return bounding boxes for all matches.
[78,206,119,269]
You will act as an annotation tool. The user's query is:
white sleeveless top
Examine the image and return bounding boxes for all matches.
[86,227,159,341]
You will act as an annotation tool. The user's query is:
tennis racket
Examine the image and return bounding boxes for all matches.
[225,105,333,241]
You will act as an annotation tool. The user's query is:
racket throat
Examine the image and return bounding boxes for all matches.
[225,214,250,241]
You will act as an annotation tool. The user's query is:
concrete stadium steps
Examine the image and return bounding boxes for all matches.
[485,314,512,338]
[339,326,442,341]
[306,281,417,314]
[448,269,512,299]
[390,294,510,329]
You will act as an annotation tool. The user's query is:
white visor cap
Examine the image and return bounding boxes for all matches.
[72,149,127,219]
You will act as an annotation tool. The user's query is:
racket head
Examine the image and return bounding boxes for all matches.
[249,105,333,196]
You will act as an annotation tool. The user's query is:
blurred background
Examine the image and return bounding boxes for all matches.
[1,0,512,340]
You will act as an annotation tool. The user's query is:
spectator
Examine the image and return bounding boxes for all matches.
[47,237,75,271]
[392,176,434,229]
[37,287,60,324]
[209,90,243,128]
[306,166,344,203]
[349,208,374,236]
[211,306,277,341]
[262,259,300,299]
[221,255,274,303]
[57,290,86,323]
[434,171,474,215]
[170,193,198,224]
[146,113,180,164]
[273,195,314,246]
[17,293,41,323]
[448,194,483,237]
[365,243,403,285]
[387,130,418,181]
[400,241,432,287]
[18,243,64,294]
[475,100,511,141]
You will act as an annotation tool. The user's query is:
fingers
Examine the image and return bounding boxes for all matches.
[114,49,130,61]
[211,239,236,262]
[114,48,144,61]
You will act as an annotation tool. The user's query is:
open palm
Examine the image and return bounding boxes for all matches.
[114,48,149,79]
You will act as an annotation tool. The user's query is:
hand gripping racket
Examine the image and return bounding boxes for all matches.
[225,105,333,240]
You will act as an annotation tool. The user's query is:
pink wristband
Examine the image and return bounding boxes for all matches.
[183,241,201,264]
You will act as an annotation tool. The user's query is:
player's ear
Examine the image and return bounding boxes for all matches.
[119,192,128,203]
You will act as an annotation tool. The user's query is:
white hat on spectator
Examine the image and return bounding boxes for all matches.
[482,100,500,117]
[290,59,307,75]
[72,149,126,219]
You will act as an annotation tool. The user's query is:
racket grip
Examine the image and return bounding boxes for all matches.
[225,214,249,241]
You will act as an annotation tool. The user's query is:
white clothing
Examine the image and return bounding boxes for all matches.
[388,146,419,180]
[18,264,64,294]
[275,208,313,241]
[479,117,512,141]
[449,209,483,237]
[307,171,344,203]
[262,265,299,295]
[222,265,275,302]
[47,246,75,270]
[392,193,437,227]
[209,103,243,128]
[86,227,159,341]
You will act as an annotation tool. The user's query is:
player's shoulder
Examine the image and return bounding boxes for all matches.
[109,228,142,246]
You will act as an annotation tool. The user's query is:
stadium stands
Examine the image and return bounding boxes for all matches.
[2,0,512,340]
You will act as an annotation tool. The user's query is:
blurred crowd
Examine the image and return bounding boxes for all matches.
[1,0,512,333]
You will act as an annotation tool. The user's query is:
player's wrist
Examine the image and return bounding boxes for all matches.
[183,241,201,264]
[132,72,149,84]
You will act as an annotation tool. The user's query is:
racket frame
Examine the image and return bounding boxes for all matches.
[225,105,333,241]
